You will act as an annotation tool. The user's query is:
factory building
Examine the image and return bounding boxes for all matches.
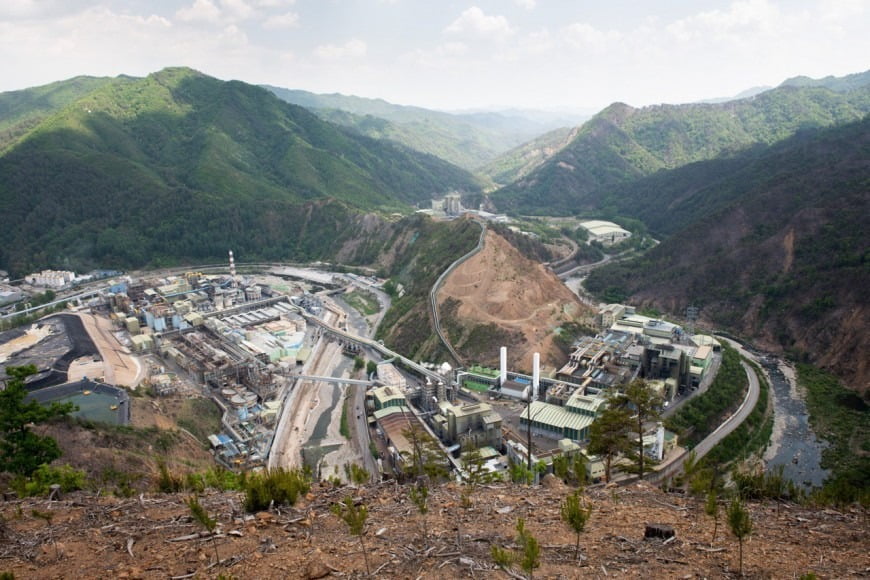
[373,405,442,475]
[431,400,502,449]
[519,387,606,442]
[371,385,406,411]
[0,288,23,306]
[25,269,77,288]
[579,220,631,246]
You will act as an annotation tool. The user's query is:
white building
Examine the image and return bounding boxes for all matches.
[579,220,631,246]
[25,269,77,288]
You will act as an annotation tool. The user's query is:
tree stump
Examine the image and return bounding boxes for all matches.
[644,523,675,539]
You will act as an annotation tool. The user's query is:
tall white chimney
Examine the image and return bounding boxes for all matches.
[499,346,508,385]
[228,250,237,285]
[532,352,540,401]
[655,422,665,461]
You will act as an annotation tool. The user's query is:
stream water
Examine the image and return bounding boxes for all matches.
[762,360,829,490]
[300,357,352,474]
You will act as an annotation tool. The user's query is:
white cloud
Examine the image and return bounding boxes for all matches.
[314,38,367,60]
[562,22,622,52]
[220,0,254,21]
[262,11,299,29]
[666,0,779,42]
[0,0,41,18]
[176,0,257,24]
[515,0,536,10]
[445,6,514,40]
[1,0,868,111]
[438,42,467,57]
[176,0,222,23]
[254,0,295,7]
[398,41,472,69]
[519,28,553,55]
[219,24,249,47]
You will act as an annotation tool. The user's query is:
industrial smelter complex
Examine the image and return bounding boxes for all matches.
[4,247,719,483]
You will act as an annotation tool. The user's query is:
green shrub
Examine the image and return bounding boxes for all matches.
[156,461,183,493]
[733,465,803,501]
[12,463,86,497]
[243,468,310,512]
[203,466,244,491]
[799,363,870,507]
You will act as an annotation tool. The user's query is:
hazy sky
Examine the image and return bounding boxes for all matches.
[1,0,868,111]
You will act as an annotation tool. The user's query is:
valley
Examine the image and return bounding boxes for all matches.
[0,60,867,578]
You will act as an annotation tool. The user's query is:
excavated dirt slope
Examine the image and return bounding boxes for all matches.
[1,479,866,579]
[438,229,593,371]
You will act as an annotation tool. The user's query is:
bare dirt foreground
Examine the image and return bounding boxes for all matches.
[0,480,865,579]
[438,230,595,370]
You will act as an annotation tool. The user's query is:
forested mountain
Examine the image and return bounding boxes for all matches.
[0,68,481,275]
[479,125,580,186]
[263,86,577,171]
[0,75,113,151]
[585,117,870,391]
[779,69,870,92]
[494,78,870,215]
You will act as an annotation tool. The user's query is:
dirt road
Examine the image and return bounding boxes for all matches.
[74,312,144,387]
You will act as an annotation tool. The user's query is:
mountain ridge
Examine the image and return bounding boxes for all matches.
[0,67,481,275]
[494,79,870,215]
[263,85,577,171]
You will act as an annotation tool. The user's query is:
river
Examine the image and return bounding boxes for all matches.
[762,359,830,490]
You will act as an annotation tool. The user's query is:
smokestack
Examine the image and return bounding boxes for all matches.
[532,352,540,401]
[655,422,665,461]
[500,346,507,386]
[228,250,237,285]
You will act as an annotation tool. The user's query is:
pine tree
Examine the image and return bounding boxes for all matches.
[409,481,429,546]
[516,518,540,579]
[612,379,662,479]
[0,365,75,476]
[560,490,592,560]
[588,404,631,483]
[332,496,371,576]
[705,489,720,546]
[727,496,753,576]
[186,495,219,564]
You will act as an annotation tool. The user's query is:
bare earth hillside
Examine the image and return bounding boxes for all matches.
[1,480,865,579]
[438,229,594,372]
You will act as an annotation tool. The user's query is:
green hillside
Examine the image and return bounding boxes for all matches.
[263,86,569,171]
[780,69,870,92]
[0,68,481,275]
[585,117,870,390]
[0,75,114,151]
[479,125,579,186]
[375,216,483,361]
[494,81,870,215]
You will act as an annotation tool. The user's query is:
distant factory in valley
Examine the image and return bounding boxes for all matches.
[578,220,632,246]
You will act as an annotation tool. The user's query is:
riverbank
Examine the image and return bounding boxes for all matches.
[762,358,829,490]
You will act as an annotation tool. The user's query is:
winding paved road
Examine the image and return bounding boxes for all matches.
[648,361,760,483]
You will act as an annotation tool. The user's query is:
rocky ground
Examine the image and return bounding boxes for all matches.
[1,478,865,579]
